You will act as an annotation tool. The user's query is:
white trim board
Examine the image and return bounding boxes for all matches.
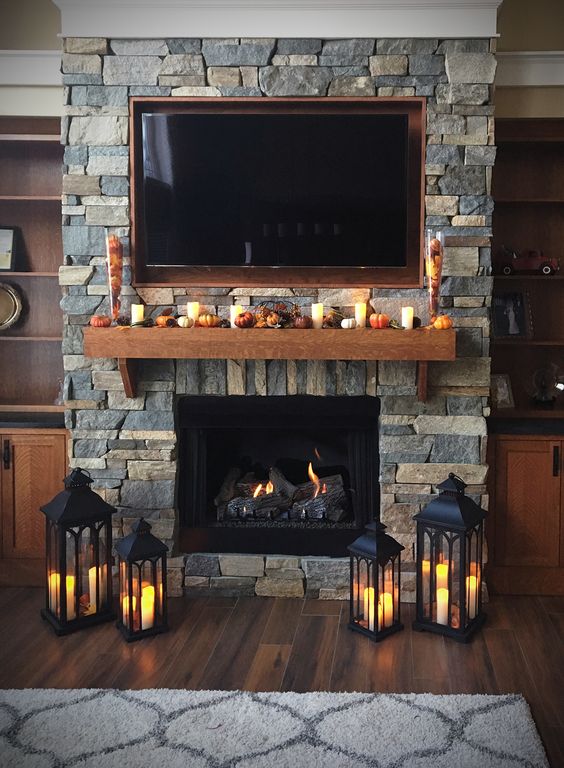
[52,0,502,39]
[0,50,61,87]
[496,51,564,87]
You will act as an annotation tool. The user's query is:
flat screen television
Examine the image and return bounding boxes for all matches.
[131,98,425,287]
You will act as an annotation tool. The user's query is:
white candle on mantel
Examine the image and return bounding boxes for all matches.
[354,302,367,328]
[131,304,144,324]
[436,587,449,625]
[311,303,324,329]
[401,306,414,330]
[187,301,200,324]
[230,305,243,328]
[466,575,478,620]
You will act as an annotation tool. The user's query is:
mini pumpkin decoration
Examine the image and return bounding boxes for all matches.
[255,318,268,328]
[198,313,221,328]
[293,315,313,329]
[266,312,280,328]
[433,314,453,330]
[369,313,390,329]
[90,315,112,328]
[156,315,178,327]
[178,316,194,328]
[341,318,356,329]
[234,311,254,328]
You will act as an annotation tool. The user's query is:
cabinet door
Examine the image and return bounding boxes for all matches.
[1,432,67,559]
[494,438,561,568]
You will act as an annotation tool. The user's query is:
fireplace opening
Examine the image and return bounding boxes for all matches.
[178,395,379,556]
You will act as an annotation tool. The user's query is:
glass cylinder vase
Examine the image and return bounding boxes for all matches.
[425,229,444,323]
[105,229,123,324]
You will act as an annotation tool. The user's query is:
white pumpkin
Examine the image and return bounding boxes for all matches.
[178,316,194,328]
[341,318,356,329]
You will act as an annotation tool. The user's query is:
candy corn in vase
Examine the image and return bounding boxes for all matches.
[105,230,123,324]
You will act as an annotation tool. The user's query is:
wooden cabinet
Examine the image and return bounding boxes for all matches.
[488,435,564,595]
[0,429,67,586]
[0,116,64,414]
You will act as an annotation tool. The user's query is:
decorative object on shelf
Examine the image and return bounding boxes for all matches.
[491,374,515,409]
[186,301,200,324]
[413,473,486,643]
[369,313,390,329]
[322,308,344,328]
[155,309,178,327]
[348,521,404,642]
[40,467,115,636]
[496,246,560,276]
[116,518,168,642]
[198,312,221,327]
[230,304,244,328]
[341,318,356,329]
[177,316,194,328]
[433,314,453,330]
[234,311,255,328]
[0,227,16,271]
[311,303,324,329]
[89,314,112,328]
[354,302,367,328]
[0,282,22,331]
[131,303,145,325]
[105,230,123,324]
[492,291,532,338]
[425,229,444,322]
[401,307,414,330]
[529,364,562,407]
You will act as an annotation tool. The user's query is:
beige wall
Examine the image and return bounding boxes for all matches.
[497,0,564,51]
[0,0,60,49]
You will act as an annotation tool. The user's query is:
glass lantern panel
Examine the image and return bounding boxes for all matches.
[378,559,397,629]
[139,560,157,631]
[121,561,143,633]
[47,521,60,618]
[421,527,433,621]
[155,558,164,624]
[431,531,460,628]
[449,535,461,630]
[465,526,481,623]
[357,557,375,632]
[65,528,80,621]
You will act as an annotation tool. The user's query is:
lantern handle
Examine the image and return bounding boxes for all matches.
[449,472,466,486]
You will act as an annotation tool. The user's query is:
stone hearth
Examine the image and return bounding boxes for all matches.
[59,36,494,601]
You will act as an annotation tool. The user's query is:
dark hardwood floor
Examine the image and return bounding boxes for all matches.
[1,589,563,766]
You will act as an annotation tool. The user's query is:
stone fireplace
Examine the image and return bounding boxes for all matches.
[59,35,494,601]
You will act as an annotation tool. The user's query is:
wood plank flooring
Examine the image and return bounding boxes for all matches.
[1,589,563,767]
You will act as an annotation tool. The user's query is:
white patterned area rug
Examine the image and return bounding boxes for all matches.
[0,689,549,768]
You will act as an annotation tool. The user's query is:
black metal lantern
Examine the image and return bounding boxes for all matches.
[413,473,486,642]
[116,518,168,641]
[348,521,404,641]
[40,467,115,635]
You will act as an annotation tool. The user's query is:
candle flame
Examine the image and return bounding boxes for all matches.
[308,462,321,498]
[253,483,263,498]
[265,480,274,494]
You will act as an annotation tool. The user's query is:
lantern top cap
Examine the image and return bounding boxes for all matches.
[438,473,467,494]
[64,467,94,489]
[115,517,168,561]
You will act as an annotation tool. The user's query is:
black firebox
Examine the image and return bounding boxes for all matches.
[178,395,379,556]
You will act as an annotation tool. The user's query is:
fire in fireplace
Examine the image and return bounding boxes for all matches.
[178,395,379,556]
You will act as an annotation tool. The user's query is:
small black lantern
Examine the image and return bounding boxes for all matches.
[40,467,115,635]
[413,473,486,642]
[116,518,168,641]
[348,521,404,642]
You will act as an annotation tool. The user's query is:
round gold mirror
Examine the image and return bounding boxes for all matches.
[0,283,23,331]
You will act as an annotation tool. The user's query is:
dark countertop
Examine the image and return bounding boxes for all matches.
[488,417,564,435]
[0,412,65,429]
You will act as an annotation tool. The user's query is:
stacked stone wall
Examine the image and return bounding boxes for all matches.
[59,37,496,599]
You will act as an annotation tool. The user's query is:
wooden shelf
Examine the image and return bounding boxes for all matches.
[0,134,59,143]
[84,326,456,401]
[494,275,564,281]
[3,272,58,278]
[0,404,64,413]
[0,195,60,202]
[492,339,564,347]
[491,408,564,420]
[0,337,62,342]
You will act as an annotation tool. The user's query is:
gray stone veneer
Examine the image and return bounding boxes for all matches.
[59,36,495,600]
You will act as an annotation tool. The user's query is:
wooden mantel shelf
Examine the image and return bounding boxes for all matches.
[83,326,456,401]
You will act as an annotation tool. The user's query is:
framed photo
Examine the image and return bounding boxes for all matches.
[491,374,515,410]
[0,228,16,271]
[492,291,532,338]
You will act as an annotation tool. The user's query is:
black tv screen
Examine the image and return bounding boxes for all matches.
[141,112,409,269]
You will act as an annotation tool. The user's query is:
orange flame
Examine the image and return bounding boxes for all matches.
[265,480,274,494]
[253,483,263,498]
[314,447,322,461]
[308,462,321,498]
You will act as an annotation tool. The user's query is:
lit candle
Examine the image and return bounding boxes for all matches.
[88,566,98,612]
[379,591,394,627]
[230,305,243,328]
[131,303,144,324]
[66,574,76,620]
[466,575,478,620]
[311,303,324,329]
[187,301,200,324]
[436,562,449,591]
[48,571,60,614]
[354,302,367,328]
[401,306,414,330]
[377,601,383,632]
[122,595,137,627]
[363,586,375,631]
[141,585,155,630]
[436,587,449,625]
[422,559,431,579]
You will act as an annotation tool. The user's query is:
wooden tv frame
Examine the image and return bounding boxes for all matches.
[130,97,425,288]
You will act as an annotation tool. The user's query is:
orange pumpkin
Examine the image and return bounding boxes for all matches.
[156,315,178,327]
[198,313,221,328]
[369,313,390,329]
[433,314,453,330]
[293,315,313,329]
[234,311,254,328]
[90,315,112,327]
[266,312,280,327]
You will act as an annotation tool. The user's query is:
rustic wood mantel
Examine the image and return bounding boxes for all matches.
[83,326,456,401]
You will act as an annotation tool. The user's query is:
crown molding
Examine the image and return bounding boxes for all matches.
[0,50,61,86]
[496,51,564,87]
[52,0,501,39]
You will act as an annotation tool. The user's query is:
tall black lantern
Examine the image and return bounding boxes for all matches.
[413,473,486,642]
[348,521,404,642]
[40,467,115,635]
[116,518,168,641]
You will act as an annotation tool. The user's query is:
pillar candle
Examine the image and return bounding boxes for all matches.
[436,587,449,625]
[122,595,137,627]
[48,572,60,614]
[401,306,414,330]
[131,304,144,324]
[311,303,324,329]
[141,585,155,630]
[436,562,449,591]
[88,566,98,611]
[354,302,367,328]
[466,575,478,620]
[379,592,394,627]
[66,574,76,620]
[230,305,243,328]
[363,586,375,631]
[422,559,431,580]
[187,301,200,323]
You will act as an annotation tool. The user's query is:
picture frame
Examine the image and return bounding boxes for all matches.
[491,374,515,410]
[0,227,16,271]
[492,291,533,338]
